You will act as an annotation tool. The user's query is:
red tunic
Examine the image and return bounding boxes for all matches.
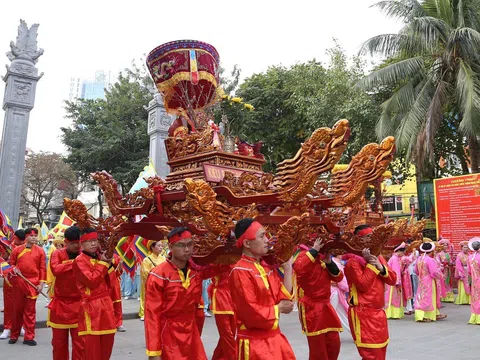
[9,244,46,297]
[108,254,122,303]
[229,254,295,360]
[344,255,396,349]
[72,252,116,336]
[211,270,234,315]
[47,249,82,328]
[144,259,207,360]
[294,250,343,336]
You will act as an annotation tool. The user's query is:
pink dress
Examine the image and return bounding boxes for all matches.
[385,255,403,318]
[401,255,414,303]
[467,252,480,324]
[436,251,454,302]
[455,252,471,305]
[330,258,350,332]
[414,254,442,322]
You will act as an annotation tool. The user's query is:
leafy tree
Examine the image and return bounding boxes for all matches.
[358,0,480,175]
[61,69,151,196]
[229,44,383,171]
[22,152,78,224]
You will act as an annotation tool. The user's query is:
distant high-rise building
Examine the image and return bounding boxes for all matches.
[70,70,114,101]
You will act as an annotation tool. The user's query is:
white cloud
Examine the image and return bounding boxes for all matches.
[0,0,400,154]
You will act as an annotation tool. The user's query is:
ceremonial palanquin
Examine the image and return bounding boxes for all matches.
[63,40,424,265]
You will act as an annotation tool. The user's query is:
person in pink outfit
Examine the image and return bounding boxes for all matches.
[414,241,447,322]
[385,243,406,319]
[401,250,416,315]
[437,239,454,302]
[330,256,350,332]
[467,237,480,325]
[455,241,471,305]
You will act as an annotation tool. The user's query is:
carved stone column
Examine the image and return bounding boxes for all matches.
[0,20,44,227]
[146,93,174,178]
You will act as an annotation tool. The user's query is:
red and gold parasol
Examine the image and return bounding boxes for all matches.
[147,40,221,122]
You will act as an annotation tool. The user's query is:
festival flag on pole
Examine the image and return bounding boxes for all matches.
[115,236,137,278]
[0,209,14,243]
[48,211,75,239]
[17,217,23,230]
[41,222,49,241]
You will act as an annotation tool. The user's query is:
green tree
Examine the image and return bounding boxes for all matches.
[61,69,151,197]
[230,45,383,171]
[358,0,480,175]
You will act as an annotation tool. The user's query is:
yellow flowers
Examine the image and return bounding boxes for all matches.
[231,97,243,103]
[244,103,254,111]
[219,93,254,111]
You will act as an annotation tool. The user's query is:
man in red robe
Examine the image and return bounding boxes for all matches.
[343,225,397,360]
[210,270,236,360]
[1,229,26,340]
[48,226,85,359]
[229,218,295,360]
[294,237,344,360]
[73,228,116,360]
[145,226,216,360]
[8,228,46,346]
[109,253,126,332]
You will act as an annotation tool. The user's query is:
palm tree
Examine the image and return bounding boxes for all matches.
[358,0,480,175]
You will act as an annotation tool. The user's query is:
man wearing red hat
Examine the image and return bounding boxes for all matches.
[1,229,26,340]
[210,267,236,360]
[47,226,85,359]
[229,218,295,360]
[343,225,397,360]
[294,236,344,360]
[145,226,222,360]
[73,228,116,360]
[8,228,46,346]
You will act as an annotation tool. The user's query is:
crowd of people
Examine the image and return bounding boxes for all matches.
[0,220,479,360]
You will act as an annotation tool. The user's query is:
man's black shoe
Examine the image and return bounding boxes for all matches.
[23,340,37,346]
[8,339,17,344]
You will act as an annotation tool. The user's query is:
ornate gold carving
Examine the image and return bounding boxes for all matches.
[63,198,97,230]
[220,171,275,196]
[274,119,350,202]
[327,136,395,207]
[269,213,311,263]
[165,127,214,160]
[184,178,258,236]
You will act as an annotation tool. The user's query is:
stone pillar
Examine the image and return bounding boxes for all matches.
[146,92,174,178]
[0,20,44,228]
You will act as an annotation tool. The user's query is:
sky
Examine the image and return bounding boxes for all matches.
[0,0,400,154]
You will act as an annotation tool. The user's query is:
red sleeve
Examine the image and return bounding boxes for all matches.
[293,251,317,277]
[73,257,109,290]
[8,247,19,266]
[39,248,47,283]
[144,271,165,357]
[344,259,378,293]
[379,257,397,286]
[200,264,231,280]
[50,251,74,276]
[229,268,279,330]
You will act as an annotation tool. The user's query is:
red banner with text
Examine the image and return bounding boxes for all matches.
[434,174,480,251]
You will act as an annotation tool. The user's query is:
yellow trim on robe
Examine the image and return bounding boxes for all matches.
[366,263,380,275]
[47,307,78,330]
[238,338,250,360]
[146,350,162,357]
[211,288,234,315]
[253,262,270,290]
[306,251,316,263]
[177,268,191,289]
[78,310,117,336]
[350,309,389,348]
[350,284,358,306]
[271,305,279,330]
[280,283,294,300]
[17,248,31,260]
[300,300,342,336]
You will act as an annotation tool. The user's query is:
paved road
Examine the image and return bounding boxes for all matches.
[1,303,479,359]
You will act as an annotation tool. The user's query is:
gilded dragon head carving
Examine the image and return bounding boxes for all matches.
[273,119,350,202]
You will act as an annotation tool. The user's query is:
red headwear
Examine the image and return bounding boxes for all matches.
[236,221,262,248]
[80,232,98,243]
[169,230,192,244]
[356,227,373,237]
